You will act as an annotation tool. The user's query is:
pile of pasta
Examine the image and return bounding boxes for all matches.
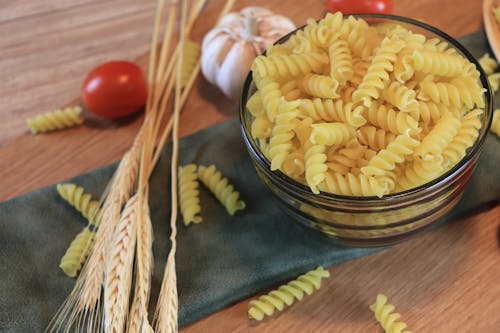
[246,12,485,197]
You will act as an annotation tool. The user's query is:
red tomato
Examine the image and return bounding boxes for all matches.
[326,0,392,15]
[81,61,148,119]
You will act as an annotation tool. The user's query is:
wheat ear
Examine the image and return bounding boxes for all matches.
[127,191,154,333]
[104,194,139,333]
[77,139,143,312]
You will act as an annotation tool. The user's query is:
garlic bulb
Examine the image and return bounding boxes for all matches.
[201,6,296,99]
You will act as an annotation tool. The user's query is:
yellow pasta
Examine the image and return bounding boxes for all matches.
[412,49,465,77]
[57,183,100,223]
[491,109,500,138]
[27,106,84,134]
[352,37,405,107]
[301,73,339,99]
[310,122,356,145]
[305,143,328,194]
[251,52,329,79]
[178,164,202,226]
[198,165,245,215]
[248,267,330,321]
[478,53,498,75]
[59,227,94,278]
[361,134,420,177]
[268,100,300,170]
[488,73,500,93]
[370,294,412,333]
[329,39,353,84]
[180,41,201,88]
[246,13,485,197]
[57,183,101,278]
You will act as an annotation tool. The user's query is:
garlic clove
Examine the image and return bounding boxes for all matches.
[201,34,233,84]
[215,41,256,99]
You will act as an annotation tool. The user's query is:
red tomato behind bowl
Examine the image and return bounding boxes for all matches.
[81,61,148,119]
[326,0,392,15]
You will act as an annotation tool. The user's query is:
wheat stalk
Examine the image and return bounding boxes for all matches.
[104,194,139,333]
[126,191,154,333]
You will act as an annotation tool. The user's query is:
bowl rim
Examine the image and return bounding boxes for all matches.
[239,13,493,204]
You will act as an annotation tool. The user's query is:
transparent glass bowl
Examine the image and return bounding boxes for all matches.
[239,14,493,247]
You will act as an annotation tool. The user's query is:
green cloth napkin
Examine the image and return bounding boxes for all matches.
[0,31,499,332]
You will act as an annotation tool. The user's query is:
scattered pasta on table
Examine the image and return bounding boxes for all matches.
[248,266,330,321]
[370,293,412,333]
[198,164,246,216]
[27,106,84,134]
[178,164,202,225]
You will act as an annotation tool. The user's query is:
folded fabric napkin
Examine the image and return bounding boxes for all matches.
[0,31,499,332]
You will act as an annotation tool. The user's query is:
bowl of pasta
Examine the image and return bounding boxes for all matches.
[239,13,493,247]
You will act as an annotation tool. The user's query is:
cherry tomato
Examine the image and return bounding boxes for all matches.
[81,61,148,119]
[326,0,392,15]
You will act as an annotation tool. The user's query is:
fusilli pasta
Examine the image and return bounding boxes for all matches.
[178,164,202,225]
[248,267,330,321]
[59,227,94,278]
[370,294,411,333]
[491,109,500,138]
[27,106,84,134]
[198,165,245,215]
[181,41,201,88]
[57,183,101,223]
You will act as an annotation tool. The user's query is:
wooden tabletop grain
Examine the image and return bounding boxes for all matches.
[1,0,499,332]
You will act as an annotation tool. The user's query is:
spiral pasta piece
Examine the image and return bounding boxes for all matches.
[329,39,353,84]
[59,227,94,278]
[395,155,444,191]
[488,73,500,93]
[341,15,382,58]
[358,126,396,151]
[382,82,418,113]
[251,115,273,139]
[327,140,368,174]
[394,48,415,83]
[491,109,500,138]
[352,37,405,107]
[298,98,366,128]
[27,106,84,134]
[419,78,485,109]
[178,164,202,226]
[478,53,498,75]
[301,73,339,99]
[198,165,245,216]
[305,144,328,194]
[310,122,356,145]
[246,91,264,117]
[57,183,101,223]
[361,134,420,176]
[414,112,461,160]
[255,76,282,122]
[318,172,389,198]
[442,109,483,169]
[180,41,200,88]
[268,101,300,170]
[370,294,412,333]
[364,104,420,135]
[412,49,465,77]
[282,149,306,180]
[248,267,330,321]
[280,80,304,101]
[296,18,339,48]
[417,101,452,125]
[251,52,329,79]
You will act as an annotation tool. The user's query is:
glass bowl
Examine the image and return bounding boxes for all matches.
[239,14,493,247]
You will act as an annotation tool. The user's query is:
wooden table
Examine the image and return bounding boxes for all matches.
[1,0,499,332]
